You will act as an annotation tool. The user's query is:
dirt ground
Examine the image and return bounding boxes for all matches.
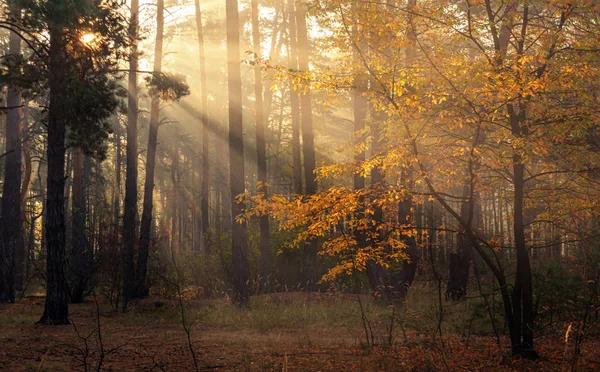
[1,294,599,371]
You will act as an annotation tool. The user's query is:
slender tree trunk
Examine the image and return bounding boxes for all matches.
[352,4,368,293]
[136,0,164,299]
[113,126,122,240]
[287,0,302,195]
[219,117,232,232]
[447,182,480,300]
[227,0,250,306]
[170,150,179,254]
[18,106,32,293]
[39,23,69,325]
[0,3,22,303]
[251,0,271,292]
[122,0,139,311]
[70,148,88,303]
[509,106,536,357]
[194,0,211,254]
[296,0,319,287]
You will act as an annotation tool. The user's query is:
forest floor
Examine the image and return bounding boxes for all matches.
[1,291,599,371]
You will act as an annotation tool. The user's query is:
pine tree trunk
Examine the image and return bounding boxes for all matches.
[136,0,164,299]
[194,0,211,254]
[227,0,250,306]
[287,0,302,196]
[251,0,271,292]
[296,1,319,288]
[0,3,22,303]
[69,148,88,303]
[122,0,139,311]
[39,23,69,325]
[113,127,121,241]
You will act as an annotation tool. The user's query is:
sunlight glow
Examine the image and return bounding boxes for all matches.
[81,33,97,44]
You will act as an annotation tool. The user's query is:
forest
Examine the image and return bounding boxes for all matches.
[1,0,600,370]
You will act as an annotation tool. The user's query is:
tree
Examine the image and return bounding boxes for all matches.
[227,0,249,306]
[137,0,189,298]
[0,0,22,304]
[69,148,89,303]
[136,0,165,299]
[295,0,319,287]
[194,0,211,255]
[287,0,302,196]
[251,0,271,291]
[122,0,139,311]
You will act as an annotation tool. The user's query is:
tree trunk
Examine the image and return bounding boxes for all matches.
[170,150,179,254]
[39,24,69,325]
[17,103,32,293]
[136,0,164,299]
[296,0,319,288]
[447,182,479,300]
[226,0,250,306]
[0,3,22,303]
[113,126,121,241]
[194,0,211,254]
[69,148,88,303]
[251,0,271,292]
[509,106,536,357]
[122,0,139,311]
[287,0,302,196]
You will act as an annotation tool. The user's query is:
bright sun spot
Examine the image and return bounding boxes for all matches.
[81,33,96,44]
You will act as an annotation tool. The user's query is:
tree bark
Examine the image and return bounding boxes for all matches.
[136,0,164,299]
[69,148,88,303]
[227,0,250,306]
[0,2,22,303]
[18,105,32,293]
[509,105,536,357]
[39,23,69,325]
[296,0,319,287]
[251,0,271,291]
[113,125,121,241]
[194,0,211,254]
[122,0,139,311]
[287,0,302,196]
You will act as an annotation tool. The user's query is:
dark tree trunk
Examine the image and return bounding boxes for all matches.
[296,1,319,288]
[39,24,69,325]
[287,0,302,196]
[136,0,164,299]
[69,148,88,303]
[194,0,211,255]
[509,105,536,357]
[0,5,22,303]
[447,182,480,300]
[170,151,179,254]
[251,0,271,292]
[113,126,121,240]
[387,195,419,301]
[122,0,139,311]
[227,0,249,306]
